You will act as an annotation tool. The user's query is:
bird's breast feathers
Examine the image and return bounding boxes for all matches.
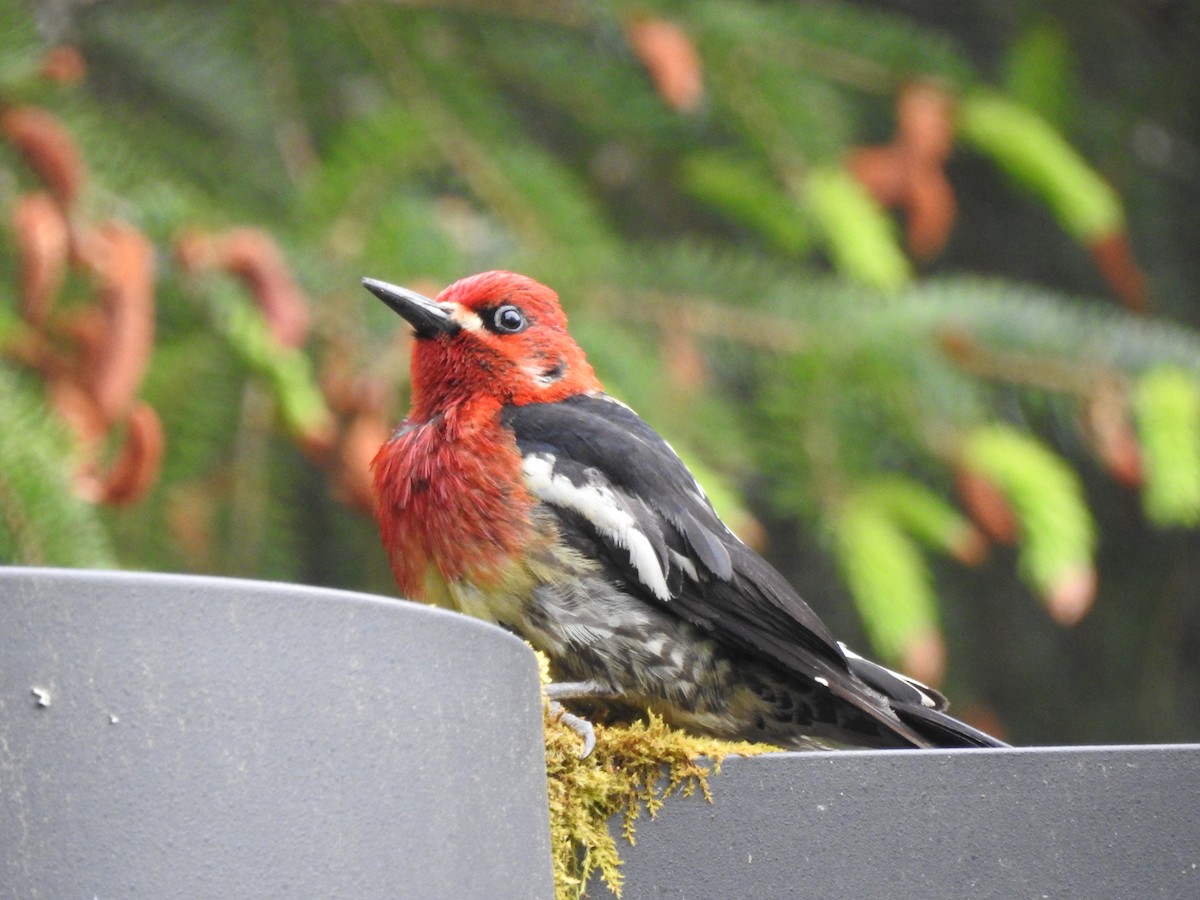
[373,390,722,615]
[371,406,535,601]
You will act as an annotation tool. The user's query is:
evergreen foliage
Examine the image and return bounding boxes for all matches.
[2,0,1198,747]
[0,367,114,567]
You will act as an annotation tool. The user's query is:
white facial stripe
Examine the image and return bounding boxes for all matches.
[522,364,562,388]
[448,305,483,331]
[523,453,672,602]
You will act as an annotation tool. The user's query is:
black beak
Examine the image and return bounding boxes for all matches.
[362,277,460,338]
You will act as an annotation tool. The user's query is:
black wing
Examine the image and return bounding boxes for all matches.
[503,393,1008,749]
[502,394,926,730]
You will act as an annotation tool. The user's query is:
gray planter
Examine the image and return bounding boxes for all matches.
[0,568,554,899]
[589,740,1200,899]
[5,568,1198,900]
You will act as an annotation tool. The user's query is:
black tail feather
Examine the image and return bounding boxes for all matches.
[839,643,1007,748]
[894,702,1009,749]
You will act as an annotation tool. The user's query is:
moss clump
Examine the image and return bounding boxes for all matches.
[536,652,778,899]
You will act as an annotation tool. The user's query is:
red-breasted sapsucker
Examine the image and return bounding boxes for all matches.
[365,270,1005,750]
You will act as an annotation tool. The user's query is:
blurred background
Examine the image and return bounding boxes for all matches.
[1,0,1198,746]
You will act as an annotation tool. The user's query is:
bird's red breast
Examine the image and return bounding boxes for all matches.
[372,395,535,602]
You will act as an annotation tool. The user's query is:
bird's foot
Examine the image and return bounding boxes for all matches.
[545,680,623,759]
[549,700,596,758]
[545,679,615,703]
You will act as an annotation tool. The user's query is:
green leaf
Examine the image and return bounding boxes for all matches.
[961,424,1096,617]
[1135,367,1200,527]
[680,152,815,255]
[832,493,941,666]
[958,91,1123,240]
[804,166,911,289]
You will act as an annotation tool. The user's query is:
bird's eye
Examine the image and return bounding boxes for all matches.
[491,305,528,334]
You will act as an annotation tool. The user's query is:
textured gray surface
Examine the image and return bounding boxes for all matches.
[589,743,1200,899]
[0,568,554,899]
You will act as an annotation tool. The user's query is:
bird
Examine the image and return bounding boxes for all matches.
[364,270,1006,752]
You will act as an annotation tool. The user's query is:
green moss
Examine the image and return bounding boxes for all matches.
[536,652,777,899]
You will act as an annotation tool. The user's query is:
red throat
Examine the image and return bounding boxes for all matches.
[371,397,534,600]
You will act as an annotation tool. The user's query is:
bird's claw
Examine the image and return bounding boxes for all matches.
[549,700,596,758]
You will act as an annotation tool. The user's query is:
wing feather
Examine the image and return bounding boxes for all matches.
[501,393,1008,749]
[502,393,848,677]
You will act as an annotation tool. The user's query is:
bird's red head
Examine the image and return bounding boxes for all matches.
[364,270,601,419]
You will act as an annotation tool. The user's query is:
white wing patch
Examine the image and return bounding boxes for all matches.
[667,548,699,581]
[523,452,672,602]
